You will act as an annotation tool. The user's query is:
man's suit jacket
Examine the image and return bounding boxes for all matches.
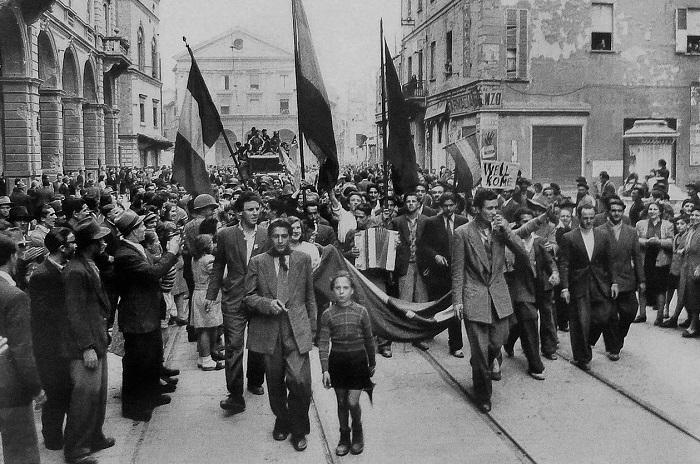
[452,221,520,324]
[29,259,69,360]
[0,277,41,408]
[391,214,427,276]
[596,222,643,293]
[115,242,177,334]
[506,236,556,310]
[63,256,111,359]
[419,205,437,217]
[312,223,338,248]
[635,219,674,267]
[207,225,270,309]
[559,228,618,302]
[244,251,317,355]
[417,213,468,288]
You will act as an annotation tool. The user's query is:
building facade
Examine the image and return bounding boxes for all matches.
[389,0,700,188]
[169,28,298,167]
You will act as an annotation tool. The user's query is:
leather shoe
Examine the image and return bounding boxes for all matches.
[450,349,464,358]
[679,319,691,328]
[66,456,99,464]
[528,371,545,380]
[247,385,265,395]
[477,401,492,413]
[160,366,180,377]
[122,407,152,422]
[660,318,678,328]
[570,360,591,371]
[149,394,171,407]
[504,346,514,357]
[379,348,392,358]
[210,350,225,362]
[653,318,663,326]
[412,341,429,351]
[490,370,502,381]
[44,438,63,451]
[606,352,620,361]
[220,396,245,414]
[681,330,700,338]
[159,383,176,394]
[273,430,289,441]
[90,436,116,452]
[542,353,558,360]
[291,435,307,451]
[161,376,178,386]
[632,315,647,323]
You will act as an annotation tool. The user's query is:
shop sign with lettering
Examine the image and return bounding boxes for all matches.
[449,84,502,116]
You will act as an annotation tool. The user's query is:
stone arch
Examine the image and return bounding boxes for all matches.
[83,59,98,103]
[37,29,59,88]
[62,46,81,97]
[0,7,29,77]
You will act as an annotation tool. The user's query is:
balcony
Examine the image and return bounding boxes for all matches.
[402,78,427,100]
[102,36,131,77]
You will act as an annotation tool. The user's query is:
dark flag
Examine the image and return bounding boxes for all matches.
[293,0,339,192]
[173,45,221,194]
[445,131,481,195]
[384,41,419,195]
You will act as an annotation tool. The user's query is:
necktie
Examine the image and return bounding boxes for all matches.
[446,217,453,251]
[277,257,289,305]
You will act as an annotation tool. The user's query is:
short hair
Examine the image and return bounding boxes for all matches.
[599,171,610,180]
[44,227,72,253]
[63,198,86,218]
[659,159,667,167]
[198,217,219,235]
[40,204,55,220]
[607,197,626,210]
[533,183,543,192]
[673,214,689,225]
[473,189,498,209]
[347,191,364,201]
[403,191,418,202]
[233,191,261,212]
[268,218,292,237]
[578,204,596,216]
[355,203,373,216]
[304,200,320,211]
[514,208,535,223]
[437,192,457,206]
[286,215,301,226]
[0,233,17,266]
[330,270,355,291]
[644,201,663,215]
[191,234,213,260]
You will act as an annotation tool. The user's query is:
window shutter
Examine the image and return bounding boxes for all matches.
[676,8,688,53]
[517,9,529,79]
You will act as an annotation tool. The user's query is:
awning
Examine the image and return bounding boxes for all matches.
[137,132,174,150]
[424,101,448,121]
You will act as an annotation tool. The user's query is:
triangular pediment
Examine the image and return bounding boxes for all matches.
[174,28,292,62]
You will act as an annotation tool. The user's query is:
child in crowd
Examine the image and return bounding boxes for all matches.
[318,271,375,456]
[190,234,224,371]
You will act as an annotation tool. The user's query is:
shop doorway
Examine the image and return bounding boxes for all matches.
[531,126,583,189]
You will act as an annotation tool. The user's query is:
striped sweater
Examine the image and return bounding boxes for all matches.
[318,301,375,372]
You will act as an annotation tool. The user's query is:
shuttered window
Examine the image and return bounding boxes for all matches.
[591,3,613,51]
[505,9,528,80]
[532,126,583,188]
[678,9,700,54]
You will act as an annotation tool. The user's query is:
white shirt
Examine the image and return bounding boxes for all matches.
[239,224,257,265]
[0,270,15,286]
[333,207,357,244]
[581,228,595,261]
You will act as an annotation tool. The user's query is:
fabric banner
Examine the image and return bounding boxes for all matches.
[445,132,481,194]
[292,0,339,192]
[172,46,222,195]
[314,246,453,342]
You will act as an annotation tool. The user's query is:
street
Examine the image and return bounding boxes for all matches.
[9,308,700,464]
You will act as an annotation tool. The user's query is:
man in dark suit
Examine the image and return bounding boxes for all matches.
[594,198,644,360]
[417,192,467,356]
[63,219,115,464]
[0,233,42,464]
[392,192,429,303]
[559,204,619,370]
[206,191,269,413]
[245,219,317,452]
[114,210,180,422]
[304,201,338,247]
[28,227,74,451]
[452,189,522,412]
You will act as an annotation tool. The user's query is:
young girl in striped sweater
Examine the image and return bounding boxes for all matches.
[318,271,375,456]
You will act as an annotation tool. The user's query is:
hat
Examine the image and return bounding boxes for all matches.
[100,203,117,216]
[193,194,217,210]
[114,210,144,236]
[685,181,700,191]
[74,218,110,244]
[9,206,32,222]
[0,196,12,206]
[526,198,547,213]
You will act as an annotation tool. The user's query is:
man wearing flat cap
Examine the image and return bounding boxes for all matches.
[114,210,181,422]
[62,218,115,464]
[0,196,12,221]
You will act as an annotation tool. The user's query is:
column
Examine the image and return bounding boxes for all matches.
[0,77,42,177]
[39,88,65,174]
[62,96,85,173]
[83,102,105,174]
[104,107,119,167]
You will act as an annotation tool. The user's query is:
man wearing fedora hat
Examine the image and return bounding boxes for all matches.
[62,218,114,464]
[114,210,181,422]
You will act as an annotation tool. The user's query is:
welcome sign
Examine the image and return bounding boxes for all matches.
[481,160,519,189]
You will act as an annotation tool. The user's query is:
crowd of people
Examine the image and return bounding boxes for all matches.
[1,155,700,462]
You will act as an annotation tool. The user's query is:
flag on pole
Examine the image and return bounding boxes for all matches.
[384,41,419,196]
[173,45,222,194]
[292,0,339,192]
[445,131,481,194]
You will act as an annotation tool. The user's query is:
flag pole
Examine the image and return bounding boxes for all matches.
[380,19,389,207]
[291,0,307,185]
[182,37,243,179]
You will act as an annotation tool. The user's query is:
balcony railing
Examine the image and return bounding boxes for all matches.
[402,79,427,99]
[103,36,130,56]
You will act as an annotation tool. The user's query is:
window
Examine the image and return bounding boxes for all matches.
[280,99,289,114]
[103,2,110,34]
[281,74,289,89]
[248,95,260,112]
[87,0,91,24]
[221,105,230,115]
[445,31,453,75]
[417,50,423,81]
[224,75,230,90]
[429,41,436,79]
[505,9,528,79]
[151,38,159,79]
[250,73,260,90]
[139,95,146,124]
[591,3,613,51]
[407,56,413,80]
[677,9,700,54]
[152,100,159,127]
[137,26,145,71]
[407,0,411,18]
[417,0,422,13]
